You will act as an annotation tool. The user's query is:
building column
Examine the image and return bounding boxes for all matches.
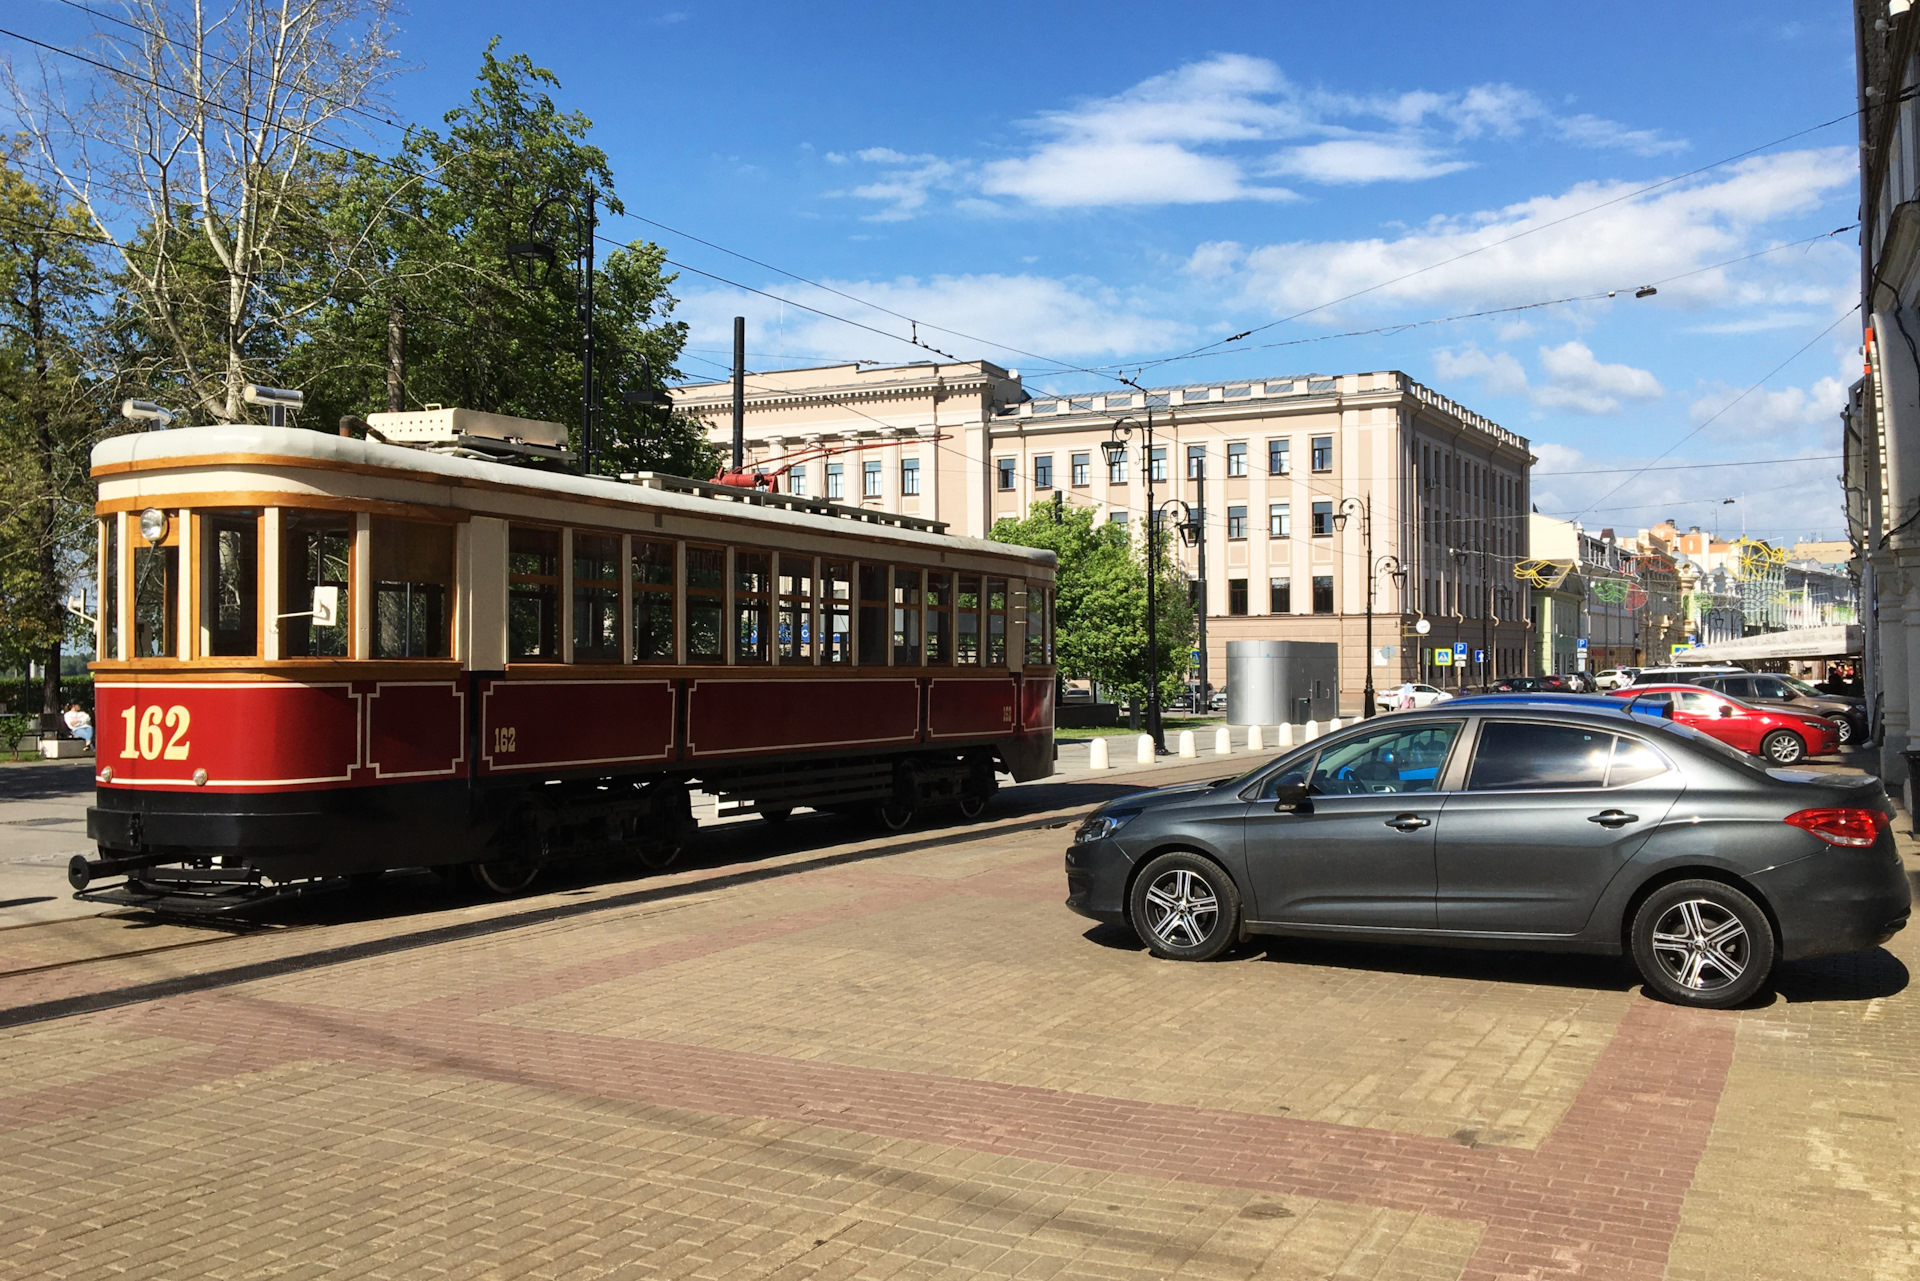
[1878,556,1909,782]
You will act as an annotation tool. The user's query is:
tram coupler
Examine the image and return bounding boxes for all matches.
[68,852,160,890]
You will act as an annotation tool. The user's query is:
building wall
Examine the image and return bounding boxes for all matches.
[674,364,1530,711]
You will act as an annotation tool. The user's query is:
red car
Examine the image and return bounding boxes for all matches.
[1607,684,1840,765]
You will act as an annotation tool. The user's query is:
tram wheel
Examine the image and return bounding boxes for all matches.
[875,796,917,832]
[956,792,989,821]
[760,805,794,825]
[636,842,682,871]
[469,853,543,896]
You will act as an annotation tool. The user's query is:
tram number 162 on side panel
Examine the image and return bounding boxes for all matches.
[120,705,192,761]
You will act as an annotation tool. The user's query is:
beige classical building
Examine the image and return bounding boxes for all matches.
[674,361,1534,709]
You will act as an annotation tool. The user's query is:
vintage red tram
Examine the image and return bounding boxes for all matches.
[74,412,1056,911]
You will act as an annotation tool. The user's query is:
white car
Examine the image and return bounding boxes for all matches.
[1375,683,1453,712]
[1594,668,1638,691]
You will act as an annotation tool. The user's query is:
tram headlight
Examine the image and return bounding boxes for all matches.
[138,507,169,543]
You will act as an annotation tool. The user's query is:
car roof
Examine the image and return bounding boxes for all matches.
[1442,693,1646,716]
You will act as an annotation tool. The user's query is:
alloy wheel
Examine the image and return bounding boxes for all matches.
[1649,898,1749,993]
[1141,868,1219,949]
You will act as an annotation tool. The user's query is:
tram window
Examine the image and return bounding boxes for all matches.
[100,519,118,659]
[372,518,453,659]
[132,515,178,659]
[857,564,887,663]
[1026,584,1046,666]
[632,538,675,661]
[956,575,981,665]
[986,577,1008,665]
[281,511,350,658]
[778,557,813,662]
[736,550,772,663]
[685,544,725,662]
[203,511,259,657]
[571,532,621,662]
[508,526,561,661]
[926,572,951,665]
[893,568,922,665]
[823,560,852,664]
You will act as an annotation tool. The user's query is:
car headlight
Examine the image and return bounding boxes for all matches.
[1074,811,1139,843]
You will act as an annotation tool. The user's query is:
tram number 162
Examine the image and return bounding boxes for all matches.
[120,705,192,761]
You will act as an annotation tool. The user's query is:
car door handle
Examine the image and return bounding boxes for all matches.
[1588,810,1639,828]
[1385,813,1431,832]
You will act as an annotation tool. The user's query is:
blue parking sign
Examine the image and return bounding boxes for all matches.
[1452,642,1467,659]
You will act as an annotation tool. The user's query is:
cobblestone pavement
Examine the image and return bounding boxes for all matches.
[1,761,1916,1280]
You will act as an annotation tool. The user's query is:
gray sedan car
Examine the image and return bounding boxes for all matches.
[1064,702,1910,1007]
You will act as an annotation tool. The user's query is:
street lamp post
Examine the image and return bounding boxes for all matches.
[1332,496,1405,719]
[1101,412,1165,750]
[508,186,600,473]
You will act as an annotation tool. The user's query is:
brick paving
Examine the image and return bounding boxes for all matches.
[1,777,1916,1279]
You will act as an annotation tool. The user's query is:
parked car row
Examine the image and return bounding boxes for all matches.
[1065,698,1909,1008]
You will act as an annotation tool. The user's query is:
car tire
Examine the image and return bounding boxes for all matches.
[1128,852,1241,962]
[1834,716,1854,745]
[1629,878,1774,1008]
[1759,730,1806,765]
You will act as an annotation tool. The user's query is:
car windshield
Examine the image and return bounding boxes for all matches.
[1780,676,1826,698]
[1308,721,1462,795]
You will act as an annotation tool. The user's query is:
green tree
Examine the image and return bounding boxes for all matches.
[0,151,109,726]
[991,500,1194,705]
[288,44,716,476]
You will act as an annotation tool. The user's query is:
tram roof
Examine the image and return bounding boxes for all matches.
[94,425,1056,568]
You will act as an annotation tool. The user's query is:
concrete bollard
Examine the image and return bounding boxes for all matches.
[1089,737,1109,771]
[1214,727,1232,755]
[1136,734,1155,765]
[1177,730,1197,758]
[1278,722,1295,748]
[1303,720,1320,742]
[1246,724,1264,752]
[1328,718,1342,732]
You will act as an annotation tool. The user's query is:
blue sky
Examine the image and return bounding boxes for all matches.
[15,1,1864,540]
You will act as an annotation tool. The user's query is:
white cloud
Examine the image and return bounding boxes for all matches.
[677,273,1187,367]
[829,56,1686,217]
[834,151,969,221]
[1267,138,1472,185]
[1689,375,1848,439]
[1435,344,1528,397]
[1533,341,1663,414]
[1432,341,1661,415]
[1214,147,1855,316]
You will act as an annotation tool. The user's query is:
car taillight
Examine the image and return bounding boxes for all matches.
[1783,807,1888,848]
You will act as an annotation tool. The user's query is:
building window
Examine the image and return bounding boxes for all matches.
[1150,445,1167,483]
[1227,505,1247,539]
[864,459,883,499]
[507,526,561,661]
[1227,442,1247,477]
[1269,503,1290,538]
[901,458,920,496]
[788,465,807,497]
[1034,455,1053,489]
[1071,452,1090,486]
[1311,435,1333,471]
[1311,501,1333,536]
[1187,445,1206,479]
[1107,446,1128,485]
[1228,579,1248,615]
[1312,575,1334,614]
[685,545,725,661]
[996,457,1015,491]
[1109,512,1130,530]
[1268,438,1290,475]
[826,463,844,500]
[1270,576,1291,613]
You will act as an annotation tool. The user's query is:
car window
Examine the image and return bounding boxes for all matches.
[1710,676,1751,698]
[1675,690,1721,715]
[1751,677,1793,699]
[1608,737,1670,786]
[1256,756,1315,800]
[1781,676,1825,698]
[1416,685,1439,695]
[1628,691,1672,716]
[1307,722,1461,796]
[1468,721,1612,791]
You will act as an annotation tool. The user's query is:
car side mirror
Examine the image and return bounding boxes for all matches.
[1270,780,1311,813]
[1718,705,1733,718]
